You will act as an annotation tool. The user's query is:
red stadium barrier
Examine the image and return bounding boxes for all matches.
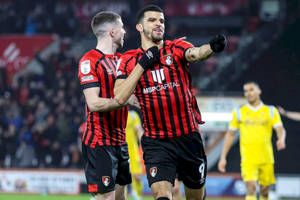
[0,35,54,84]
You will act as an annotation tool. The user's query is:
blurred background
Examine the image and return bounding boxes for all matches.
[0,0,299,199]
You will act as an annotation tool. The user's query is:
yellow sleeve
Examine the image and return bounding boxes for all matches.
[229,108,239,130]
[272,107,283,128]
[133,111,142,128]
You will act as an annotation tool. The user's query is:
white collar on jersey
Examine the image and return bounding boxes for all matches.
[246,102,263,112]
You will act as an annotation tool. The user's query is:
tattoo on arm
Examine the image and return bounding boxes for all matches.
[185,45,213,63]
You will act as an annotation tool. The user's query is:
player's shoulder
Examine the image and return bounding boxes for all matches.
[115,52,122,59]
[119,48,143,64]
[263,104,275,108]
[80,49,103,63]
[122,48,143,57]
[165,38,193,47]
[262,104,277,112]
[235,104,247,112]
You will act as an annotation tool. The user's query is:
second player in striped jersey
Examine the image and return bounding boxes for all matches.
[78,11,138,200]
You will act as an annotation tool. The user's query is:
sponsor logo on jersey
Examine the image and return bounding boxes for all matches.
[81,60,91,74]
[150,167,157,177]
[145,50,153,59]
[102,176,110,187]
[151,69,165,84]
[143,82,180,94]
[81,75,94,82]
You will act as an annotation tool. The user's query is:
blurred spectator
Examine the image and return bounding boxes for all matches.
[48,141,63,167]
[0,125,5,167]
[3,124,18,167]
[15,140,35,168]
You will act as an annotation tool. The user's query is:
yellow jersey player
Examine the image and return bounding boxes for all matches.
[126,109,144,200]
[218,81,286,200]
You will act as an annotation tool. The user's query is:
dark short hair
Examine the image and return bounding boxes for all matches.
[91,11,121,37]
[136,4,163,23]
[244,81,261,89]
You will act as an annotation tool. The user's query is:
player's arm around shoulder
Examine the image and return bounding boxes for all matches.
[78,55,122,112]
[185,34,227,63]
[114,47,160,105]
[83,87,122,112]
[114,53,144,105]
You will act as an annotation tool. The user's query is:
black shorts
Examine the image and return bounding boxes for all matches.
[82,143,132,193]
[141,132,207,189]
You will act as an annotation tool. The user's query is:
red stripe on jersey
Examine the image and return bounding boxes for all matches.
[162,46,182,137]
[175,57,197,134]
[85,113,93,146]
[163,66,181,137]
[171,60,189,136]
[100,59,112,145]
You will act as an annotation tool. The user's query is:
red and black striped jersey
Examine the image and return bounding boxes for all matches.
[190,85,205,126]
[117,39,199,138]
[78,49,128,147]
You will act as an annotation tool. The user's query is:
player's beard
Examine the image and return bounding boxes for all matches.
[144,28,163,43]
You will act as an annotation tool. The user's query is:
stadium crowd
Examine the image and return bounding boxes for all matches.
[0,46,84,168]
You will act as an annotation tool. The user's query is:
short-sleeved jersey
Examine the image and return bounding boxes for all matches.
[229,103,283,164]
[126,110,143,174]
[78,49,128,148]
[117,39,199,138]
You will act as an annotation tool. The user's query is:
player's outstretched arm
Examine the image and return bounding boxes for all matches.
[185,34,227,63]
[278,106,300,121]
[218,129,235,173]
[274,125,286,151]
[114,46,160,105]
[83,87,123,112]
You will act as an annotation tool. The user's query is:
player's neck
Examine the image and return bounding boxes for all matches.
[249,100,262,107]
[141,36,163,50]
[96,38,116,55]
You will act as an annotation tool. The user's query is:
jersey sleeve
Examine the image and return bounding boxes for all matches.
[116,54,136,79]
[229,108,239,131]
[173,39,194,60]
[271,107,283,128]
[78,56,100,89]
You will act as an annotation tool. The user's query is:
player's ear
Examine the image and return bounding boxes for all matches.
[258,88,262,95]
[109,28,114,37]
[136,23,143,32]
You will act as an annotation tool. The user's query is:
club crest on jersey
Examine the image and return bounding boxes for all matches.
[102,176,110,186]
[81,60,91,74]
[150,167,157,177]
[163,54,173,66]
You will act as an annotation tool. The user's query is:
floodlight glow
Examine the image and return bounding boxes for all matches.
[202,112,232,122]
